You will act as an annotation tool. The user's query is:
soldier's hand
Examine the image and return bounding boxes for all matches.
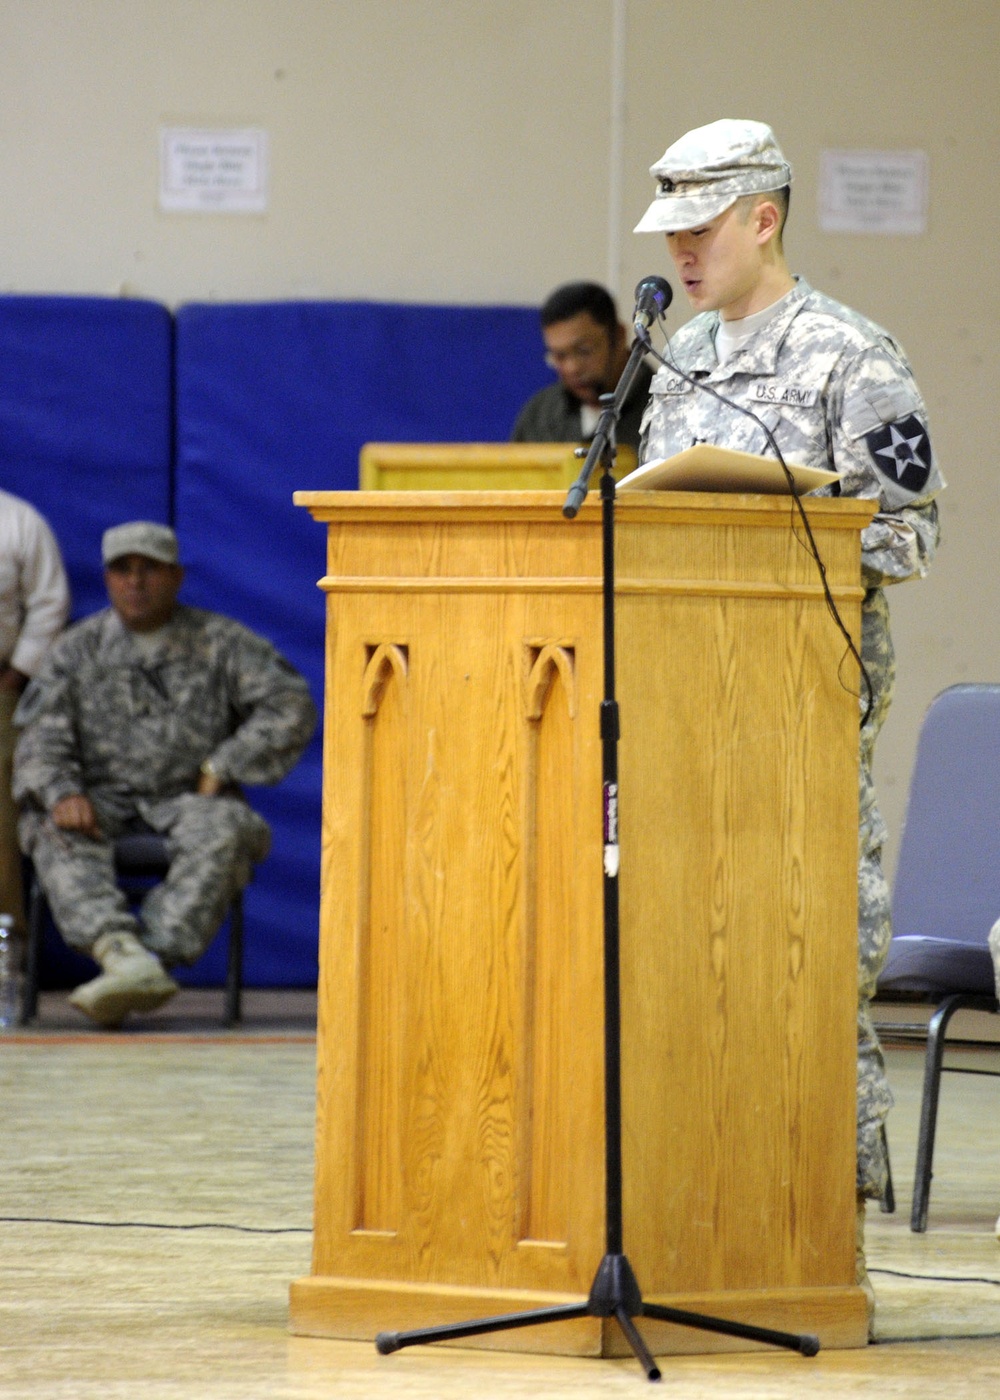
[196,769,224,797]
[51,794,103,839]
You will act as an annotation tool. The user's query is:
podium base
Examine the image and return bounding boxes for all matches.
[289,1275,870,1356]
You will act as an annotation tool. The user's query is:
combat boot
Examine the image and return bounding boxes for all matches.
[68,931,178,1029]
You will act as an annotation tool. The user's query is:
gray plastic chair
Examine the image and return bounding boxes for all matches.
[877,684,1000,1230]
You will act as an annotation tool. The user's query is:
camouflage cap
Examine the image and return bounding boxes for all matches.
[634,119,791,234]
[102,521,180,566]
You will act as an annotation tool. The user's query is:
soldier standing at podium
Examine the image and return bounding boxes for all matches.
[632,118,944,1318]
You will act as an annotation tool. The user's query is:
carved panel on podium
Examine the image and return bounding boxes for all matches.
[353,642,409,1237]
[521,642,576,1248]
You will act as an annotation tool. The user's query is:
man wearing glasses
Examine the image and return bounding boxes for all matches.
[511,281,652,453]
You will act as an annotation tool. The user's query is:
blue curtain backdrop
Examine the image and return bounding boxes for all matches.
[0,295,545,986]
[0,296,174,620]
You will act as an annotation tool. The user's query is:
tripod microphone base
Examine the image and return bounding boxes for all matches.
[587,1251,643,1316]
[374,1250,819,1382]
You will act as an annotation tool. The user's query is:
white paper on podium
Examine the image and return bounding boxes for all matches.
[617,444,839,496]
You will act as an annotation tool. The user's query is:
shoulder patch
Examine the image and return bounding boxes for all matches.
[864,414,933,497]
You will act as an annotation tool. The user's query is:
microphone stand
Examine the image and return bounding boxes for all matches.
[375,330,821,1381]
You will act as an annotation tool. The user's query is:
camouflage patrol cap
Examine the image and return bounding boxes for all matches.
[102,521,179,566]
[634,119,792,234]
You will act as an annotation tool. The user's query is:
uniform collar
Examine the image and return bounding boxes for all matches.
[679,277,812,377]
[100,606,187,662]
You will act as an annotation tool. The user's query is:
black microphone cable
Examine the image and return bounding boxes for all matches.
[635,312,874,729]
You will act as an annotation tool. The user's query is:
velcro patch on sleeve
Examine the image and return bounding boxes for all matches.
[863,414,933,496]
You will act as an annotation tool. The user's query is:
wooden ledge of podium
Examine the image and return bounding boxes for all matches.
[294,486,871,540]
[358,441,637,491]
[292,487,875,1358]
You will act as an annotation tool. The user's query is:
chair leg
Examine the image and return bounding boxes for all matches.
[910,993,970,1232]
[879,1123,895,1214]
[224,893,243,1026]
[19,875,45,1025]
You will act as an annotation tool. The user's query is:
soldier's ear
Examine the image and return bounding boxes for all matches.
[755,199,782,247]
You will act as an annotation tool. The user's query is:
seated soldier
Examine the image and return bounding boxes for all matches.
[510,281,653,453]
[13,522,317,1028]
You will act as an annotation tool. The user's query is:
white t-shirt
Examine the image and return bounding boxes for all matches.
[714,290,794,364]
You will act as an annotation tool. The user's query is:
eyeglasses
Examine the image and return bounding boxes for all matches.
[544,338,607,369]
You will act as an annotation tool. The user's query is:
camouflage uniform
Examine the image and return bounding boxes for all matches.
[13,605,316,966]
[641,279,944,1197]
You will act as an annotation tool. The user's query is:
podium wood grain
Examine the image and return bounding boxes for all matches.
[290,488,874,1355]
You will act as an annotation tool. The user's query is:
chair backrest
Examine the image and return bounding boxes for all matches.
[891,684,1000,947]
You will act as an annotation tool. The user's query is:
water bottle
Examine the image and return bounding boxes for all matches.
[0,913,21,1029]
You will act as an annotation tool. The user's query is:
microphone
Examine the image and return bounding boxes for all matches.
[632,275,673,336]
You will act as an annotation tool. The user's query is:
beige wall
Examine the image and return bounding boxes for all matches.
[1,0,997,873]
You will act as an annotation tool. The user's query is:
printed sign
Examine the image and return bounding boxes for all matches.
[819,150,928,235]
[160,128,268,213]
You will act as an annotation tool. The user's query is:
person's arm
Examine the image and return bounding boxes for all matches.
[197,624,317,788]
[859,499,939,589]
[827,343,945,588]
[11,650,89,815]
[9,511,71,679]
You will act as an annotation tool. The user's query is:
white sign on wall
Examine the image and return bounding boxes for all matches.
[160,127,269,213]
[819,149,928,235]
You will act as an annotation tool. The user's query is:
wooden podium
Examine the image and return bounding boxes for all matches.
[290,487,875,1357]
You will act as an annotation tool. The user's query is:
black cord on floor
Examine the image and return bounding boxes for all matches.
[0,1213,310,1234]
[871,1265,1000,1288]
[875,1331,1000,1347]
[5,1220,997,1265]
